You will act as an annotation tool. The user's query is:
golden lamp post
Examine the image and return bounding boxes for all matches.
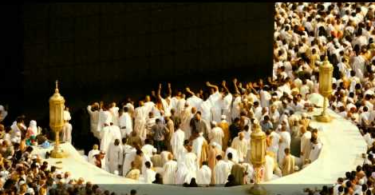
[49,80,67,158]
[248,122,267,195]
[315,56,333,123]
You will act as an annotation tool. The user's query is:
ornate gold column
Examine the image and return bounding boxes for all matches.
[248,122,267,195]
[49,81,67,158]
[315,56,333,123]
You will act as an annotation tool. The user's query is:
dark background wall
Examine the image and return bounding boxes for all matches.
[2,3,274,148]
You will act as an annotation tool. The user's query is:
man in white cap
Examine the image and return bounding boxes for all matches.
[209,121,224,148]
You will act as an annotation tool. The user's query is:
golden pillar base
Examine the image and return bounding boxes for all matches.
[248,183,267,195]
[50,146,68,158]
[315,114,332,123]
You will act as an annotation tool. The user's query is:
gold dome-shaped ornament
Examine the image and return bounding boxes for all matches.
[49,80,68,158]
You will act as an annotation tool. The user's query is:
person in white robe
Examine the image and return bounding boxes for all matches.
[141,139,157,159]
[192,133,208,168]
[214,155,231,185]
[231,132,248,163]
[144,96,156,115]
[209,122,224,147]
[122,146,137,176]
[263,152,276,182]
[207,82,223,123]
[162,154,178,184]
[88,144,100,165]
[62,119,73,144]
[97,104,113,137]
[186,88,204,112]
[183,146,198,180]
[87,103,100,139]
[118,107,133,138]
[221,81,233,123]
[143,161,156,183]
[175,162,193,185]
[278,126,291,166]
[170,121,185,162]
[11,118,26,139]
[109,103,120,126]
[197,161,212,186]
[27,120,38,137]
[260,88,271,108]
[180,104,193,139]
[134,101,148,141]
[300,126,312,163]
[309,137,323,163]
[100,123,119,154]
[107,139,123,174]
[225,147,239,164]
[200,99,213,123]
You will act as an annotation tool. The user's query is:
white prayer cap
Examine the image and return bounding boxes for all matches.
[301,113,308,118]
[210,142,219,147]
[64,110,71,121]
[27,188,35,195]
[221,115,226,120]
[19,180,26,186]
[211,121,217,126]
[0,105,4,111]
[0,170,8,178]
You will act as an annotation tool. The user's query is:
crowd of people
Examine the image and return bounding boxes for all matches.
[84,1,375,193]
[1,1,375,194]
[0,112,140,194]
[274,2,375,195]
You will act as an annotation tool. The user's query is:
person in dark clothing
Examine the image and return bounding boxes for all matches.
[190,112,208,136]
[188,178,198,187]
[229,118,241,142]
[152,119,169,153]
[225,174,237,187]
[152,173,163,184]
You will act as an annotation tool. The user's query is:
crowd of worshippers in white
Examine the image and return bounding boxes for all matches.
[84,79,323,186]
[275,2,375,195]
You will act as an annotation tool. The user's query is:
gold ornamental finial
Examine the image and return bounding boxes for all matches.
[55,80,59,93]
[324,56,328,62]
